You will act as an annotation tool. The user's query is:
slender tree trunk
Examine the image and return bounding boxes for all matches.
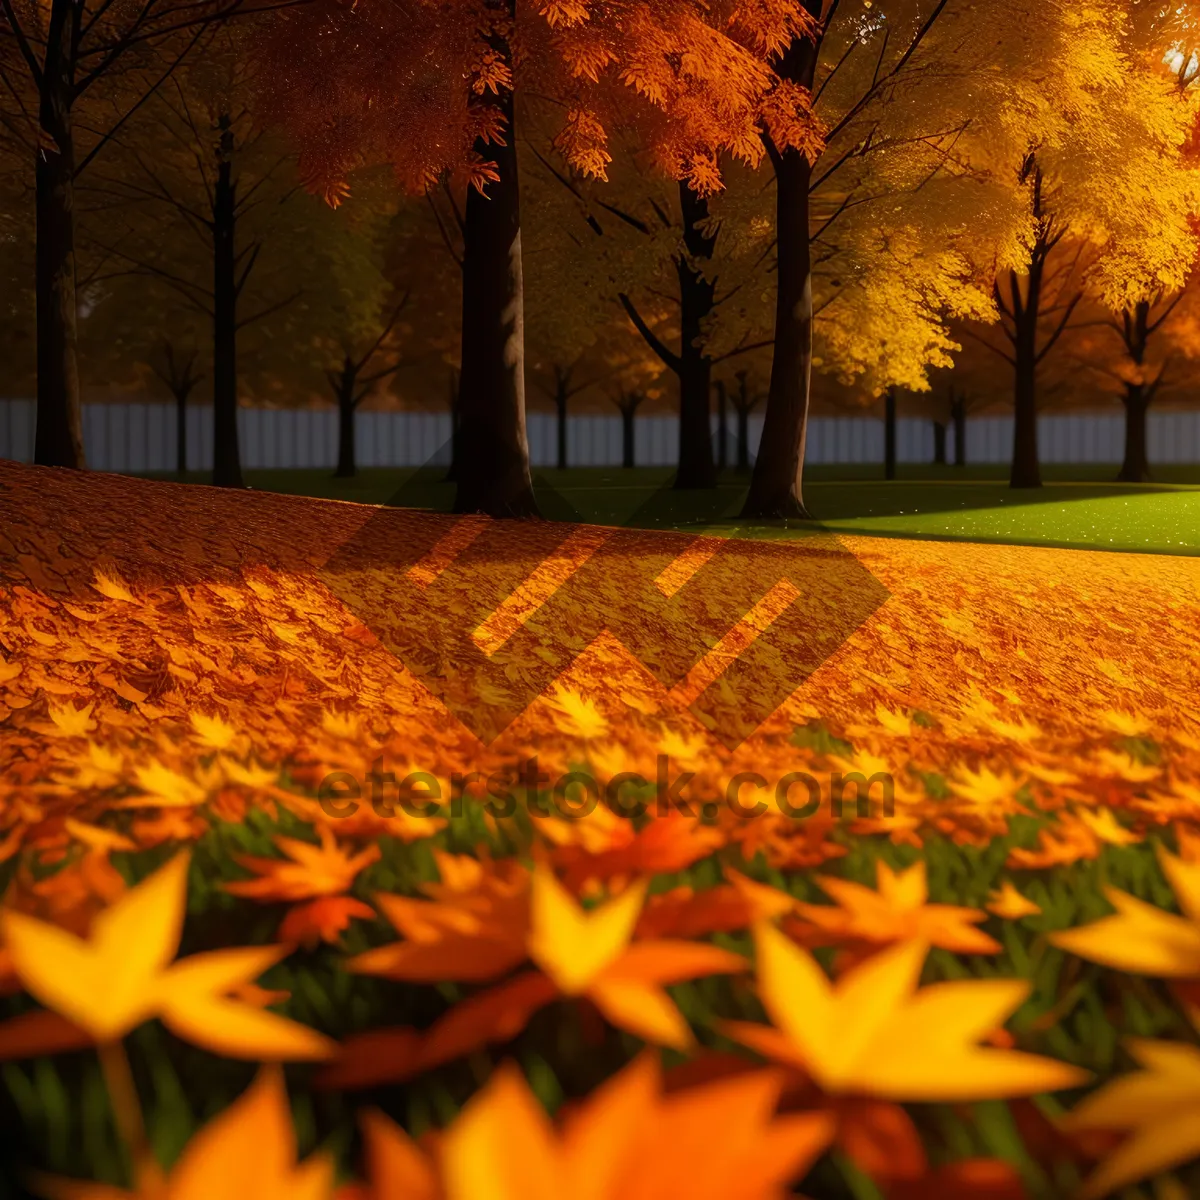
[454,69,537,517]
[555,391,568,471]
[932,419,947,465]
[621,405,636,468]
[1117,383,1151,482]
[952,394,967,466]
[1010,270,1041,487]
[211,115,244,488]
[884,387,897,481]
[674,182,717,489]
[335,358,357,478]
[716,380,728,470]
[444,367,460,481]
[176,390,188,475]
[736,405,751,472]
[34,8,86,469]
[741,24,818,518]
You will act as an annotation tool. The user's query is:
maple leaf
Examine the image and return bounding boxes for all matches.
[1049,846,1200,980]
[786,860,1002,959]
[189,711,238,750]
[543,684,609,740]
[1064,1038,1200,1200]
[223,825,381,903]
[721,925,1089,1101]
[635,868,797,939]
[278,896,378,949]
[0,853,335,1060]
[32,1066,334,1200]
[47,701,96,737]
[1073,806,1141,846]
[987,881,1042,920]
[325,866,745,1089]
[429,1052,833,1200]
[949,765,1027,808]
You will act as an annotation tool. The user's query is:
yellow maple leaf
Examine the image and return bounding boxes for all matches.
[949,764,1026,808]
[1064,1038,1200,1200]
[527,867,648,994]
[721,926,1089,1101]
[32,1066,334,1200]
[118,761,207,809]
[1073,806,1141,847]
[433,1052,834,1200]
[986,881,1042,920]
[189,711,238,751]
[874,704,911,737]
[0,853,334,1060]
[1049,847,1200,979]
[47,701,96,737]
[543,685,609,741]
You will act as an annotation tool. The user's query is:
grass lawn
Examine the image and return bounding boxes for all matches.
[154,462,1200,556]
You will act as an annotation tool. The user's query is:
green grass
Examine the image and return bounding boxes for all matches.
[148,463,1200,556]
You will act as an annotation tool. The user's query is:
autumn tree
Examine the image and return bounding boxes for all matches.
[524,134,787,489]
[957,1,1200,488]
[255,0,821,516]
[0,0,280,469]
[84,41,340,486]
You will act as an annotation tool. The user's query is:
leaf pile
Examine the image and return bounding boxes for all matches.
[2,462,1200,1199]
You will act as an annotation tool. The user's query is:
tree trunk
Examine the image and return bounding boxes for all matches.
[932,420,946,465]
[952,395,967,466]
[555,391,568,470]
[884,387,897,481]
[335,359,357,478]
[1117,383,1151,482]
[211,114,244,488]
[674,182,717,489]
[34,9,86,470]
[622,406,636,468]
[736,406,751,472]
[444,367,460,481]
[1010,278,1041,487]
[176,390,188,475]
[716,380,728,470]
[454,62,537,516]
[741,24,818,518]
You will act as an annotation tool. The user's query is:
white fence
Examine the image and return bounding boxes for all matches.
[2,400,1199,471]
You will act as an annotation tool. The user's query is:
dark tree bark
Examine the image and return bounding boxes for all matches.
[932,419,947,465]
[742,25,819,518]
[950,390,967,466]
[884,387,897,480]
[613,390,644,468]
[989,157,1081,490]
[211,114,243,488]
[673,182,717,488]
[325,299,407,479]
[152,343,202,477]
[730,372,759,473]
[1118,384,1151,483]
[716,379,728,470]
[335,355,357,478]
[1112,299,1167,484]
[454,61,537,517]
[33,6,85,469]
[445,367,460,481]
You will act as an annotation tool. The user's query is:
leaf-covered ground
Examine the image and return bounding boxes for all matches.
[2,461,1200,1200]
